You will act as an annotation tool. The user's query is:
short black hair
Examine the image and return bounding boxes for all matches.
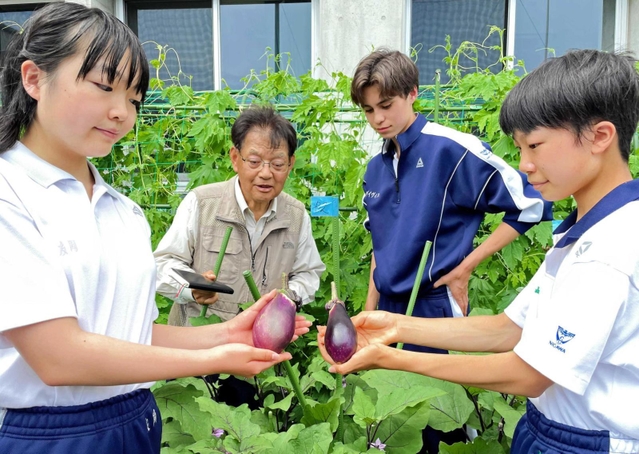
[231,105,297,157]
[0,2,149,153]
[499,49,639,161]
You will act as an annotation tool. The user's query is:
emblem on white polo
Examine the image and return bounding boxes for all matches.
[549,326,575,353]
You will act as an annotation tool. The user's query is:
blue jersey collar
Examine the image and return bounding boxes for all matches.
[383,113,427,155]
[554,179,639,248]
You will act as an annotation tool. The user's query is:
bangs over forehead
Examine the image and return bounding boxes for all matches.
[351,49,419,106]
[75,19,149,99]
[498,68,574,137]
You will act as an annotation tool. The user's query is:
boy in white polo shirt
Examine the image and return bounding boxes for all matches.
[318,49,639,453]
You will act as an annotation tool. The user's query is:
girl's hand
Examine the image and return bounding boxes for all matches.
[225,290,312,345]
[210,343,292,377]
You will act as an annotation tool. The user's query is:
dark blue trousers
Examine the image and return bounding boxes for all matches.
[378,286,459,353]
[0,389,162,454]
[511,401,610,453]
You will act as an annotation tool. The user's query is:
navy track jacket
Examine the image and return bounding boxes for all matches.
[363,113,553,298]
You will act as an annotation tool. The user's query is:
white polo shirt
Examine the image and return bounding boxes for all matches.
[505,179,639,451]
[0,142,158,408]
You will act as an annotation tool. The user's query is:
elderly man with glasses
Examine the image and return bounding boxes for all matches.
[154,105,325,330]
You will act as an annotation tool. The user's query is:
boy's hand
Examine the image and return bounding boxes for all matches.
[322,343,394,375]
[317,310,399,365]
[192,271,219,305]
[225,289,312,345]
[434,266,470,316]
[210,343,292,377]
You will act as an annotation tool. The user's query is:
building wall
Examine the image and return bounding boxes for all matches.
[630,0,639,55]
[314,0,406,80]
[88,0,114,14]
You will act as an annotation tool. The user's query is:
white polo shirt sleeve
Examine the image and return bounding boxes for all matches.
[0,174,77,343]
[506,260,627,395]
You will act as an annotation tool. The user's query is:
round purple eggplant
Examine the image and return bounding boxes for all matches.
[324,282,357,364]
[252,290,297,353]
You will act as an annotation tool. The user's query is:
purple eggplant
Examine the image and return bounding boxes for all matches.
[252,287,298,353]
[324,282,357,364]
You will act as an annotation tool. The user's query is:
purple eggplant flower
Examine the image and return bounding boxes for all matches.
[212,428,224,438]
[370,438,386,451]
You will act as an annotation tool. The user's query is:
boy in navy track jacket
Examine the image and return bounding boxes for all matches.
[352,48,552,354]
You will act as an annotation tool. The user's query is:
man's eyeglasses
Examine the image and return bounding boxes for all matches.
[239,152,291,173]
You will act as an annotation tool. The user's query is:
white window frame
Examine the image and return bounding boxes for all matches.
[116,0,316,91]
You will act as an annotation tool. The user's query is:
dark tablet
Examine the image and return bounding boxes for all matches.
[172,269,235,294]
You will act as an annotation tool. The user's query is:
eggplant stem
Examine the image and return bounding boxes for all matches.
[331,281,338,301]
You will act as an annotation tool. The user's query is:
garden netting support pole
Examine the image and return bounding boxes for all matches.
[199,226,233,317]
[332,216,340,292]
[396,240,432,350]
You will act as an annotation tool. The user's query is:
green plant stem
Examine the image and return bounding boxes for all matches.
[434,70,441,123]
[331,280,345,441]
[242,270,310,415]
[282,360,310,414]
[332,216,340,292]
[397,241,432,350]
[335,373,345,442]
[199,226,233,317]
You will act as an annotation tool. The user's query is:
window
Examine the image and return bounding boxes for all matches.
[220,2,311,90]
[126,0,312,91]
[512,0,617,72]
[410,0,506,85]
[0,4,46,58]
[410,0,622,84]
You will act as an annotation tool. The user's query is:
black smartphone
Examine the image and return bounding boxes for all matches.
[171,268,235,294]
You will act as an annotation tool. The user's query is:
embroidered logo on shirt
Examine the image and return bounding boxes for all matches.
[283,241,295,249]
[59,240,79,256]
[575,241,592,258]
[534,286,540,294]
[479,148,492,157]
[416,157,424,168]
[549,326,575,353]
[365,191,380,199]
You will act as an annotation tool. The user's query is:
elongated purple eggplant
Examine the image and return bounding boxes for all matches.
[252,286,298,353]
[325,282,357,364]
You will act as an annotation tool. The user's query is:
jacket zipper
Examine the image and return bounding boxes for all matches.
[247,229,256,272]
[261,247,269,287]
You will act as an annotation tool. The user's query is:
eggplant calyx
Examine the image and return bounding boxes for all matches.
[283,288,302,310]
